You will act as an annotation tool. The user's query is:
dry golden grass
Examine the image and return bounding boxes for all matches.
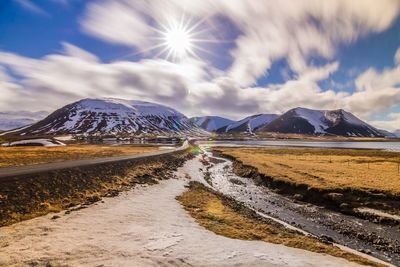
[216,147,400,195]
[177,182,382,267]
[0,144,159,168]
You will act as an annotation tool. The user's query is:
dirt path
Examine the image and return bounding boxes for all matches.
[0,162,361,266]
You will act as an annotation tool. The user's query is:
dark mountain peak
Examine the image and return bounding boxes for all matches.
[259,107,384,137]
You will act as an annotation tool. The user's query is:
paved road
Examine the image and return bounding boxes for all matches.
[0,141,189,180]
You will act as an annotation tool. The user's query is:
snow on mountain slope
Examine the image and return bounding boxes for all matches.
[218,114,279,133]
[9,98,205,136]
[191,116,235,132]
[0,111,48,131]
[259,107,384,137]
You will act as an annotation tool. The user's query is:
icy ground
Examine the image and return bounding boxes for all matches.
[0,157,361,267]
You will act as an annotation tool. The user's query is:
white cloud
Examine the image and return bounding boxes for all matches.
[14,0,49,16]
[370,113,400,131]
[395,48,400,65]
[343,51,400,120]
[61,42,99,62]
[81,1,153,49]
[80,0,400,86]
[0,49,209,114]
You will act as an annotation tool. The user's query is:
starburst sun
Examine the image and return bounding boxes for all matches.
[151,15,216,61]
[162,23,194,59]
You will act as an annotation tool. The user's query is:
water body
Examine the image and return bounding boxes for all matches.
[203,140,400,151]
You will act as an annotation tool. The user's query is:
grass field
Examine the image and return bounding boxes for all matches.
[0,145,160,168]
[177,182,381,267]
[216,147,400,195]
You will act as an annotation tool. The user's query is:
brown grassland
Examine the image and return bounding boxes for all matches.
[215,147,400,195]
[0,145,160,168]
[177,182,382,266]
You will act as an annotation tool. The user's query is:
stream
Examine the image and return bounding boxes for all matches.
[198,147,400,266]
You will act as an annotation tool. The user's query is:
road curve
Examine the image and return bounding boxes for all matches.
[0,141,189,181]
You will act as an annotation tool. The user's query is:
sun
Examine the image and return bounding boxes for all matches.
[118,14,222,62]
[153,14,212,61]
[163,25,193,59]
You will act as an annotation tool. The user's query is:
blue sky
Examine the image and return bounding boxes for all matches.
[0,0,399,130]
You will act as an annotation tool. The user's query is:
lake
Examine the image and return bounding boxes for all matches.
[201,140,400,152]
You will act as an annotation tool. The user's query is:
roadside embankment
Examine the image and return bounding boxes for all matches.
[0,147,191,227]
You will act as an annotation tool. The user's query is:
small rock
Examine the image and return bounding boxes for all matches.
[320,235,334,244]
[51,215,60,220]
[293,194,303,201]
[360,249,372,255]
[85,195,101,204]
[325,192,344,201]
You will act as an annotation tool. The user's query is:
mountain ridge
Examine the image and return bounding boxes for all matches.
[7,98,205,136]
[1,99,394,138]
[259,107,384,137]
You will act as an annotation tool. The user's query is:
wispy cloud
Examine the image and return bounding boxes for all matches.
[14,0,49,16]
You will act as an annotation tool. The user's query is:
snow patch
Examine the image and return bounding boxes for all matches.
[293,108,327,133]
[1,138,66,147]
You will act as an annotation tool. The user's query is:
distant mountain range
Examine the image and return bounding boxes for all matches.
[0,111,48,131]
[193,107,390,138]
[1,98,397,138]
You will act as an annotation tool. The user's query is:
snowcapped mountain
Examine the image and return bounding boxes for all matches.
[8,98,205,136]
[0,111,48,131]
[191,116,235,132]
[217,114,279,133]
[259,107,384,137]
[393,129,400,137]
